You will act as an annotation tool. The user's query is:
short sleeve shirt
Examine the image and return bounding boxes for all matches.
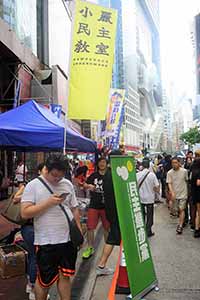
[21,176,78,245]
[137,169,159,204]
[15,164,28,182]
[166,168,188,199]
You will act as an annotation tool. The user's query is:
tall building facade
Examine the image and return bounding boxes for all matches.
[162,89,172,152]
[136,0,163,152]
[195,13,200,95]
[95,0,163,152]
[0,0,48,110]
[172,97,193,152]
[191,13,200,122]
[0,0,37,55]
[0,0,75,113]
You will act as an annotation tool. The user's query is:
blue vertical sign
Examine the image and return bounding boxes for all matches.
[13,80,22,108]
[50,104,62,118]
[105,89,125,149]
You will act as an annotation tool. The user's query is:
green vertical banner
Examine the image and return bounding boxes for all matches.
[110,156,158,299]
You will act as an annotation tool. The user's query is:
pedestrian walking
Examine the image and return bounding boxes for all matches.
[166,157,188,234]
[82,157,110,259]
[190,157,200,237]
[137,158,160,237]
[184,150,194,227]
[96,149,123,276]
[21,154,81,300]
[160,154,172,199]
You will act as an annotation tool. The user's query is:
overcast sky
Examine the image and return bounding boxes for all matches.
[160,0,200,104]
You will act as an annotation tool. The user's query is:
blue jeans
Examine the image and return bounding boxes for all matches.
[21,225,37,285]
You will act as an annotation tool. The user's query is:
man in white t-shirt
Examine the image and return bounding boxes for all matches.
[166,157,188,234]
[137,158,160,237]
[21,154,81,300]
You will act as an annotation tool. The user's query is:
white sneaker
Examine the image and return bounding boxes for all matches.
[96,266,114,276]
[28,289,50,300]
[29,291,36,300]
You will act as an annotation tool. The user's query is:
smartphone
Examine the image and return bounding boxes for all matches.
[59,193,69,199]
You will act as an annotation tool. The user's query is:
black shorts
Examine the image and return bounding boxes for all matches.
[106,221,121,246]
[36,242,77,288]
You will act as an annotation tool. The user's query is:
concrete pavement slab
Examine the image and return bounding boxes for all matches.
[91,246,120,300]
[91,203,200,300]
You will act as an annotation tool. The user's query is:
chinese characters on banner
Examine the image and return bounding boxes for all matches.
[128,181,150,262]
[105,89,125,148]
[68,0,117,120]
[110,157,157,299]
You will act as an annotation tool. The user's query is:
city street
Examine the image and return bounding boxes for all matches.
[1,201,200,300]
[0,1,200,300]
[91,203,200,300]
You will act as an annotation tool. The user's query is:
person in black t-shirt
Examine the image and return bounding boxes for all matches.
[96,150,122,276]
[184,151,193,226]
[82,157,110,259]
[191,158,200,237]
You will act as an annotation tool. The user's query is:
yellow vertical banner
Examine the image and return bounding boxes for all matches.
[68,0,117,120]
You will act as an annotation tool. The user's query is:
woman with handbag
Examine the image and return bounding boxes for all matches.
[13,183,37,300]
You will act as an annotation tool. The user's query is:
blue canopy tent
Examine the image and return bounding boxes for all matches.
[0,100,97,153]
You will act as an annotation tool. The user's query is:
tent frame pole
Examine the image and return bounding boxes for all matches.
[63,115,67,155]
[23,152,26,182]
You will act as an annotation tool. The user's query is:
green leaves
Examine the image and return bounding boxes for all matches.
[180,126,200,146]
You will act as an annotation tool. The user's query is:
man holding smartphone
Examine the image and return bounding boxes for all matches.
[21,154,81,300]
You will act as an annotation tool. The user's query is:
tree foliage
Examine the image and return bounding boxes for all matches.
[180,126,200,146]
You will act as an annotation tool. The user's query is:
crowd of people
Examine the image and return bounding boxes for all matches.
[138,150,200,237]
[1,148,200,300]
[2,151,121,300]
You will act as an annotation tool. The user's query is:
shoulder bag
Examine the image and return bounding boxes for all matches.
[37,177,84,249]
[1,193,27,226]
[138,171,150,190]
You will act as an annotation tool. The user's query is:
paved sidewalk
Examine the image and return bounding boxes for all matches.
[91,246,119,300]
[144,203,200,300]
[91,203,200,300]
